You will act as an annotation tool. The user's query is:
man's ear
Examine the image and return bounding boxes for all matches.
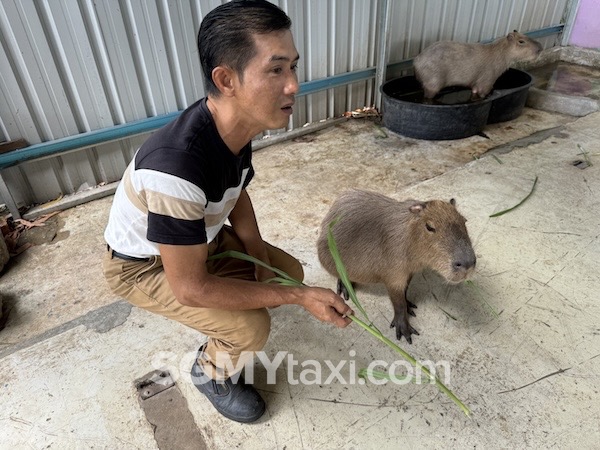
[211,66,236,97]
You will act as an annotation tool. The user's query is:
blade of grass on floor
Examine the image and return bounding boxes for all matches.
[358,368,417,383]
[489,175,538,218]
[466,280,500,317]
[577,144,593,167]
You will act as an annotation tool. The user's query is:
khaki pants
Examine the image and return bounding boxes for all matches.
[103,226,303,379]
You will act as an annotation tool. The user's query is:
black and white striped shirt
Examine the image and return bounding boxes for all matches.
[104,98,254,258]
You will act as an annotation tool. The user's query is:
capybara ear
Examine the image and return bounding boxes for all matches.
[409,201,427,214]
[450,198,457,207]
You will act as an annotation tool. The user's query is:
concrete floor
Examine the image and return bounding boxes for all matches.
[1,102,599,448]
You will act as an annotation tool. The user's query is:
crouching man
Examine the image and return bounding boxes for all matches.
[103,0,352,423]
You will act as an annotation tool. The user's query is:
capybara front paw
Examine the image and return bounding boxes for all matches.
[390,315,420,344]
[336,279,350,301]
[407,300,417,317]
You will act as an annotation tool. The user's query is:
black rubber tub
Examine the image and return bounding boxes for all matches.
[381,76,495,140]
[488,68,534,123]
[381,68,533,140]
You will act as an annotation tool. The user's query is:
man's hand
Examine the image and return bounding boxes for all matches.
[299,287,353,328]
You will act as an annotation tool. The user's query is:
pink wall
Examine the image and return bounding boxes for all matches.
[569,0,600,48]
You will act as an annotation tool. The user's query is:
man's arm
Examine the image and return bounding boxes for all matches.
[227,189,274,282]
[159,242,352,327]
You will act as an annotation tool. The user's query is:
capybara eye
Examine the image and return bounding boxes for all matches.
[426,222,436,232]
[518,40,525,44]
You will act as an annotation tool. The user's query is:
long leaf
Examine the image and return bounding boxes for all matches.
[263,277,304,286]
[490,176,538,218]
[208,250,305,286]
[358,368,418,384]
[326,218,371,322]
[466,280,500,317]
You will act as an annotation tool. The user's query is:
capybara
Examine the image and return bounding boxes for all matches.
[317,190,476,343]
[413,30,542,99]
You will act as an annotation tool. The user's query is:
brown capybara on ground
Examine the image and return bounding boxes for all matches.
[413,30,542,99]
[317,190,476,343]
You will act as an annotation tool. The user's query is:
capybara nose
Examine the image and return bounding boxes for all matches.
[453,255,476,271]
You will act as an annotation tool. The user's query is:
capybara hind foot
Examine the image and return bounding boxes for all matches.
[390,314,420,344]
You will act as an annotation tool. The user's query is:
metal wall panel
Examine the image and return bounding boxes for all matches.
[0,0,569,210]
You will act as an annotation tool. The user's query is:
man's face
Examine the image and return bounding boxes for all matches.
[233,30,300,132]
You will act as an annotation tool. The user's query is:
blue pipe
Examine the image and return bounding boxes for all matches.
[0,24,563,170]
[480,24,564,43]
[524,25,564,39]
[0,112,181,169]
[299,67,376,95]
[0,69,379,169]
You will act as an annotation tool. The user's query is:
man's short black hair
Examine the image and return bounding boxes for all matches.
[198,0,292,97]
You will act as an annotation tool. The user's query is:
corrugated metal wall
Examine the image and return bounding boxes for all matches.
[0,0,570,211]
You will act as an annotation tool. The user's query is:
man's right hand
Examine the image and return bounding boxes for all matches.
[299,287,353,328]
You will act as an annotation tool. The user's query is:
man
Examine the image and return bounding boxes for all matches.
[103,0,352,424]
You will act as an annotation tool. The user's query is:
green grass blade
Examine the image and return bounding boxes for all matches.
[358,368,418,384]
[326,218,370,321]
[264,277,304,286]
[489,176,538,218]
[436,305,458,321]
[465,280,500,317]
[577,144,593,166]
[208,250,305,285]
